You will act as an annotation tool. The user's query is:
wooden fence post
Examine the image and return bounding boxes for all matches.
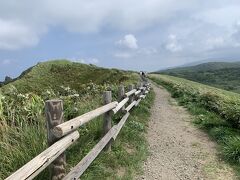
[137,82,141,90]
[135,83,140,100]
[103,91,112,151]
[45,100,66,180]
[140,82,144,95]
[128,84,134,103]
[118,85,125,112]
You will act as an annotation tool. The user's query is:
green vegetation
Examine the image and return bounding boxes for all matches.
[81,91,154,179]
[1,60,138,94]
[150,74,240,177]
[0,60,153,179]
[156,62,240,93]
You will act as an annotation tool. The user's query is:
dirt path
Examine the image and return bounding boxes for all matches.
[137,83,237,180]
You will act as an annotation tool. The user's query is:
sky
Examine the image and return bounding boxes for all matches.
[1,0,240,81]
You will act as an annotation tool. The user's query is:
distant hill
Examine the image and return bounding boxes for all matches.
[176,58,240,67]
[1,60,138,94]
[0,76,13,87]
[155,62,240,93]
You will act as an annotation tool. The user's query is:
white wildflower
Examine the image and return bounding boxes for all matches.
[65,87,71,91]
[17,93,26,98]
[68,94,79,98]
[46,90,51,94]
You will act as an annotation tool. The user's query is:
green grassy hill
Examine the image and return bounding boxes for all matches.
[156,62,240,93]
[0,60,154,179]
[1,60,137,94]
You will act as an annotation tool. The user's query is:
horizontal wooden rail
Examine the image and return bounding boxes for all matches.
[6,131,79,180]
[6,82,151,180]
[63,128,116,179]
[112,97,129,114]
[53,101,118,138]
[134,90,141,96]
[63,112,130,179]
[135,98,141,107]
[140,95,145,99]
[125,100,137,112]
[125,89,137,97]
[113,112,130,140]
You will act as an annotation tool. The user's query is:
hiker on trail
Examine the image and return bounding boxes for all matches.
[140,71,146,77]
[140,71,147,82]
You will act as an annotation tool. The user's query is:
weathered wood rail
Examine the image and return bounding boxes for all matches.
[6,82,151,180]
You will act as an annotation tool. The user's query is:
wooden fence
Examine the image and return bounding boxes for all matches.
[6,82,151,180]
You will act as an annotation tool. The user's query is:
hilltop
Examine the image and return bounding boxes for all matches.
[155,62,240,93]
[1,60,138,94]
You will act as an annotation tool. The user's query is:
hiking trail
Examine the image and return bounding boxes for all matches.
[137,83,236,180]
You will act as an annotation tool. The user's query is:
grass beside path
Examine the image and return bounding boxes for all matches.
[81,90,155,179]
[0,89,155,180]
[150,74,240,178]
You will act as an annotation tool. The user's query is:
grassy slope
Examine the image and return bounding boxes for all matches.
[159,62,240,73]
[0,60,154,179]
[150,74,240,177]
[1,60,137,94]
[156,62,240,93]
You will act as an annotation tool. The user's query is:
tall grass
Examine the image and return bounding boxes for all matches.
[0,123,47,179]
[0,80,154,179]
[0,92,5,125]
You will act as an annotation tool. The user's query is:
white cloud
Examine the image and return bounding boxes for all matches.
[114,35,158,58]
[165,34,182,52]
[116,34,138,49]
[0,0,201,50]
[205,37,225,49]
[0,19,41,50]
[0,0,240,66]
[194,5,240,28]
[232,20,240,43]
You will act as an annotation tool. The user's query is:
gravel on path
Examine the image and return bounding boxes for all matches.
[137,83,236,180]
